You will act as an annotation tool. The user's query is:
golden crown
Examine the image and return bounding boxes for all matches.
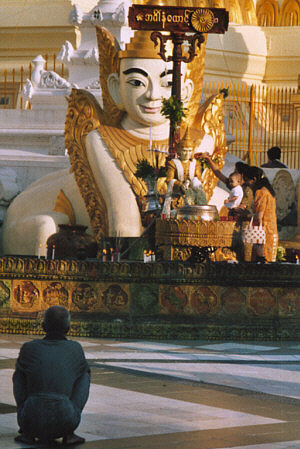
[119,31,162,59]
[176,127,195,151]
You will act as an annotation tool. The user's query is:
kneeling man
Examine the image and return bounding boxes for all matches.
[13,305,90,445]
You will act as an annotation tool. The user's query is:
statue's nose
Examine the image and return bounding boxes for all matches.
[145,81,162,100]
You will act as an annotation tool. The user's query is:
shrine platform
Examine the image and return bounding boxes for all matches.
[0,256,299,341]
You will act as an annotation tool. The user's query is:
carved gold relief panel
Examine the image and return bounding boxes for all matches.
[278,288,300,316]
[12,280,42,312]
[70,283,100,312]
[159,285,220,315]
[101,283,130,313]
[41,281,70,310]
[0,280,11,310]
[248,287,277,315]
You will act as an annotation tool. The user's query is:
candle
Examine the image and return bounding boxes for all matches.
[102,249,107,262]
[110,248,114,262]
[149,122,152,150]
[52,245,55,260]
[45,244,48,259]
[38,244,41,259]
[144,250,147,263]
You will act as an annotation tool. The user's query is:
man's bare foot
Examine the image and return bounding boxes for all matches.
[63,433,85,445]
[14,434,35,444]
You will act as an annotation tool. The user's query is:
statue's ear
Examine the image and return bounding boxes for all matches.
[108,73,121,106]
[182,79,194,106]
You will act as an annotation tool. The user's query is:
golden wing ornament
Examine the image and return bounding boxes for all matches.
[193,93,228,202]
[65,89,109,243]
[96,26,124,126]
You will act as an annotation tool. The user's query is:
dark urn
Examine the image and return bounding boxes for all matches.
[46,224,98,259]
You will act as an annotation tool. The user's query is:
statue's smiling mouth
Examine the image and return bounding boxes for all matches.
[140,105,161,114]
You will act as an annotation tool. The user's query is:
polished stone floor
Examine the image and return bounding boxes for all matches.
[1,335,300,449]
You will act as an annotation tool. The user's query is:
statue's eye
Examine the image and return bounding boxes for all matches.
[161,80,172,88]
[128,79,145,87]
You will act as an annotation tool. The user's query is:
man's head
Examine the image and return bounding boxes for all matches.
[42,306,70,335]
[267,146,281,161]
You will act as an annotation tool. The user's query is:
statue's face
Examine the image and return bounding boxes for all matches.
[178,146,193,161]
[118,58,172,126]
[117,58,191,127]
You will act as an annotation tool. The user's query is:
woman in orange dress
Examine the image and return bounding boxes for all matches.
[244,166,278,262]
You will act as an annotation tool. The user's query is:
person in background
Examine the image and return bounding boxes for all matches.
[224,172,243,211]
[261,146,288,168]
[13,305,90,446]
[243,166,278,262]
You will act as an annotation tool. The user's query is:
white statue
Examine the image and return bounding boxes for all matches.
[3,28,226,256]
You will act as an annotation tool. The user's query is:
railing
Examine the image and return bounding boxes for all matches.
[203,81,300,169]
[0,55,65,110]
[1,60,299,169]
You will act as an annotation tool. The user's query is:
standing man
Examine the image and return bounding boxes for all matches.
[13,305,90,445]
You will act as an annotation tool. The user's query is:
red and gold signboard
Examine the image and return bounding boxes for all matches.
[128,5,229,34]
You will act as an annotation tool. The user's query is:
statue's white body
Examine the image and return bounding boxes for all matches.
[3,58,194,256]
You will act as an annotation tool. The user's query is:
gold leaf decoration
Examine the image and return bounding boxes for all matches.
[96,26,124,126]
[54,189,76,225]
[65,89,109,244]
[193,93,228,202]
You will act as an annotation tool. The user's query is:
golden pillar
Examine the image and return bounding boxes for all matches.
[287,76,300,247]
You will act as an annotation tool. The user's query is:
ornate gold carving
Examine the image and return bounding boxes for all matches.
[99,122,168,200]
[71,283,99,311]
[193,93,228,202]
[102,284,129,312]
[256,0,279,25]
[156,218,236,248]
[190,9,216,32]
[240,0,258,25]
[257,0,300,25]
[183,35,206,130]
[54,189,76,225]
[65,89,109,243]
[42,282,69,308]
[280,0,300,25]
[96,26,125,126]
[12,280,40,311]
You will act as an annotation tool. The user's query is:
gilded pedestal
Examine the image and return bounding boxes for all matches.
[155,218,237,261]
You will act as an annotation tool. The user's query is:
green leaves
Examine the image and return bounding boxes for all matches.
[161,96,187,130]
[135,159,155,179]
[135,159,167,180]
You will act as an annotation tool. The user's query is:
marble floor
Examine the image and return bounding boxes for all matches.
[1,335,300,449]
